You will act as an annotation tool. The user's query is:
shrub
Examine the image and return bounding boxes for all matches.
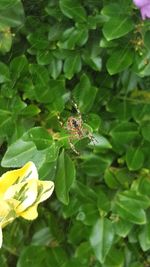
[0,0,150,266]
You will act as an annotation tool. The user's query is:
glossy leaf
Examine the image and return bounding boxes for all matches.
[110,122,139,145]
[0,62,10,83]
[141,122,150,142]
[115,191,148,225]
[76,203,99,226]
[17,246,67,267]
[49,57,62,79]
[90,218,114,263]
[81,154,112,177]
[114,219,133,238]
[59,0,87,22]
[0,0,24,27]
[104,246,124,267]
[126,147,144,171]
[73,74,97,112]
[138,223,150,251]
[1,139,46,169]
[10,55,28,81]
[64,53,82,79]
[107,49,134,75]
[103,17,134,41]
[55,150,76,205]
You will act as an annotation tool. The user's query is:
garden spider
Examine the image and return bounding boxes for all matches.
[58,102,95,155]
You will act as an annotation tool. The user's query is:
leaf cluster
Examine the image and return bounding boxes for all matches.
[0,0,150,266]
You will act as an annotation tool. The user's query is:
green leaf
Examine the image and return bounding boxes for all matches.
[103,17,134,41]
[0,0,24,27]
[20,104,40,117]
[0,62,10,83]
[126,147,144,171]
[73,74,97,112]
[129,263,144,267]
[48,57,62,79]
[114,219,133,238]
[75,181,97,203]
[81,154,112,177]
[133,51,150,77]
[64,53,82,79]
[26,127,53,150]
[138,223,150,251]
[75,242,93,265]
[83,54,102,71]
[110,122,139,145]
[29,64,49,86]
[107,49,134,75]
[97,189,111,213]
[90,218,114,263]
[118,190,150,210]
[0,110,13,138]
[0,26,12,53]
[63,259,86,267]
[107,98,132,120]
[10,55,28,82]
[37,50,53,66]
[0,253,7,267]
[29,64,65,103]
[55,150,76,205]
[68,221,88,245]
[17,246,67,267]
[36,78,65,104]
[1,139,46,169]
[59,0,87,23]
[104,168,120,189]
[89,134,112,150]
[27,31,49,50]
[31,228,51,246]
[141,122,150,142]
[0,0,18,9]
[104,246,124,267]
[102,3,129,18]
[115,191,148,225]
[58,27,88,49]
[132,104,150,122]
[138,176,150,198]
[76,203,99,226]
[104,167,132,189]
[86,113,101,132]
[144,31,150,51]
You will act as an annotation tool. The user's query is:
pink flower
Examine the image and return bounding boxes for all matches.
[133,0,150,19]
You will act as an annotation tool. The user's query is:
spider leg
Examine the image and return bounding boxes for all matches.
[68,129,80,155]
[71,100,82,123]
[57,114,68,131]
[83,127,97,145]
[57,114,64,127]
[87,132,98,145]
[68,138,80,155]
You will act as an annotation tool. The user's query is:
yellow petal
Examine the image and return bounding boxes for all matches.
[0,200,17,228]
[0,227,2,248]
[4,179,38,213]
[0,162,38,199]
[18,181,54,220]
[19,205,38,220]
[36,181,54,204]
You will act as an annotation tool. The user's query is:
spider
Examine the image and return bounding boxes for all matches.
[58,102,95,154]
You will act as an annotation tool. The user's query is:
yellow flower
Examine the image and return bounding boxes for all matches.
[0,162,54,248]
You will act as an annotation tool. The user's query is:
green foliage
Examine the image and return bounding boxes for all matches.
[0,0,150,266]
